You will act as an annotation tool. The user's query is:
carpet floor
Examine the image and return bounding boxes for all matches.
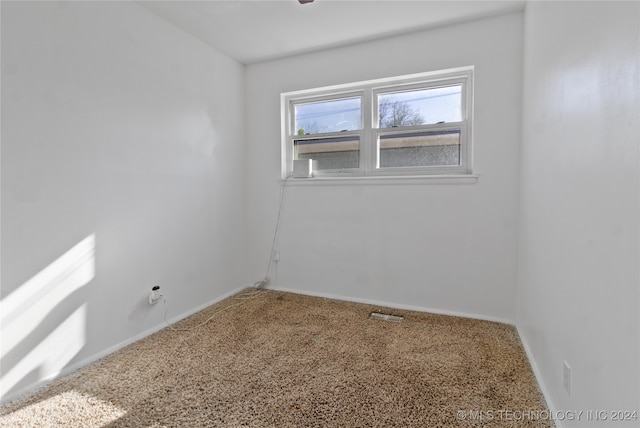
[1,289,553,427]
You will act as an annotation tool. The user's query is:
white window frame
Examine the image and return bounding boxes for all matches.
[281,67,474,180]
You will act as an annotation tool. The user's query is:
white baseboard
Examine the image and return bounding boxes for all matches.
[516,325,562,428]
[269,285,515,326]
[1,285,247,405]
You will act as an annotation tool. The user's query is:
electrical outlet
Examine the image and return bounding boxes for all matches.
[563,360,571,395]
[148,286,161,305]
[271,249,280,262]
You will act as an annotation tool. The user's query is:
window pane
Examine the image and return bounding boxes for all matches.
[294,97,361,135]
[378,130,460,168]
[378,85,461,128]
[295,135,359,170]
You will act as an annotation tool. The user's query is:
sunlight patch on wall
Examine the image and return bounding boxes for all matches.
[1,305,87,398]
[1,234,95,398]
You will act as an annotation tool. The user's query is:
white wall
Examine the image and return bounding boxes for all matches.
[245,12,523,323]
[1,1,246,401]
[518,2,639,426]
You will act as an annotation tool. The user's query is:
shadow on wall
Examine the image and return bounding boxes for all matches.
[1,234,96,401]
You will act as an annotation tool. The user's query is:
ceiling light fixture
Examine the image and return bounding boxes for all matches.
[299,0,314,4]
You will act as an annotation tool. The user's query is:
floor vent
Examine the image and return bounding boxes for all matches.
[369,312,404,322]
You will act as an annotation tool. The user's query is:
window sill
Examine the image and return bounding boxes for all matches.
[282,174,479,186]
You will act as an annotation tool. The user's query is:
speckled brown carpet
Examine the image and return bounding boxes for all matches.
[1,289,553,427]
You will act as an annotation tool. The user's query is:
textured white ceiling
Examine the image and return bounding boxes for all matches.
[139,0,526,64]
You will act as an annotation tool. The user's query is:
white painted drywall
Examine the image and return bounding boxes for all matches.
[518,2,639,425]
[245,12,523,323]
[1,1,246,401]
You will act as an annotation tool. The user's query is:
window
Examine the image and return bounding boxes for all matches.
[281,67,473,179]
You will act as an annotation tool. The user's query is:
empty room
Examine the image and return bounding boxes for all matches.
[1,1,638,427]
